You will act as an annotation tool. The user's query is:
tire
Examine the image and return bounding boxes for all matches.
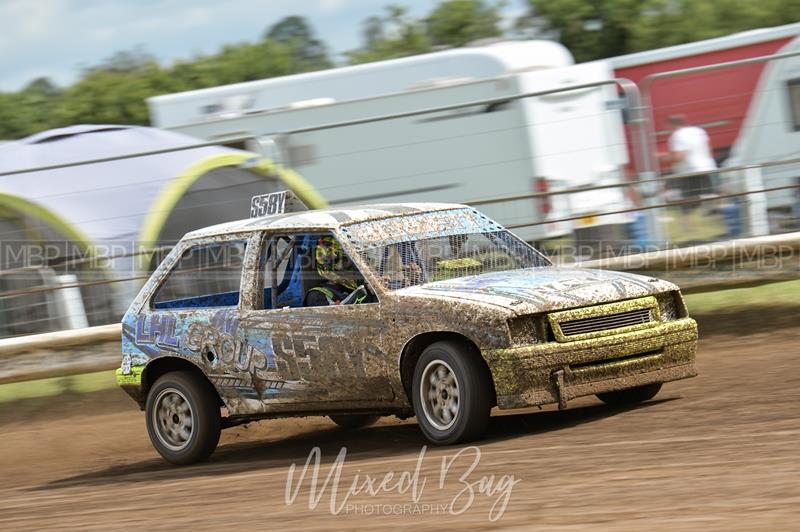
[145,370,221,465]
[328,414,381,429]
[412,340,492,445]
[596,382,663,406]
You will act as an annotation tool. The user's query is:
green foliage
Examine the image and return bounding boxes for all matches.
[345,5,433,64]
[266,15,333,71]
[520,0,655,62]
[0,17,325,139]
[0,78,62,138]
[525,0,800,62]
[427,0,504,47]
[629,0,800,52]
[1,2,798,140]
[53,60,168,127]
[345,1,504,63]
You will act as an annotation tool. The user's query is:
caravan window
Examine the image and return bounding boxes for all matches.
[789,79,800,132]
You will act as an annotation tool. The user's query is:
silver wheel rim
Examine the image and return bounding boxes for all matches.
[152,388,193,452]
[420,359,460,431]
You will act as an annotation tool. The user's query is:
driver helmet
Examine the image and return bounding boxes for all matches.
[316,236,359,291]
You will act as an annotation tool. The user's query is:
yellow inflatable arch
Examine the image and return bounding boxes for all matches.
[136,153,328,274]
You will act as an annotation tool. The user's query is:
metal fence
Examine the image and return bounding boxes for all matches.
[0,49,798,340]
[1,229,797,385]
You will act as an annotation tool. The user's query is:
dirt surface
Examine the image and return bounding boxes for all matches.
[0,328,798,531]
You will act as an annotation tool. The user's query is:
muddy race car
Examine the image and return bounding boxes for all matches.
[117,191,698,464]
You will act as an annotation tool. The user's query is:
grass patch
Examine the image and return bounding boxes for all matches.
[0,371,117,404]
[685,279,800,315]
[662,207,727,245]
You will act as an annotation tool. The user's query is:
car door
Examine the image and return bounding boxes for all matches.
[134,234,252,378]
[237,231,395,406]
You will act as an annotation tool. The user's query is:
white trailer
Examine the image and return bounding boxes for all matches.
[726,34,800,233]
[148,41,632,242]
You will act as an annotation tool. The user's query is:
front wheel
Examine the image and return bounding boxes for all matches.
[412,340,492,445]
[596,382,663,406]
[145,370,221,465]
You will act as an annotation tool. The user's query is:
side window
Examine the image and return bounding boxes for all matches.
[263,236,293,291]
[789,78,800,132]
[152,240,247,309]
[259,233,374,309]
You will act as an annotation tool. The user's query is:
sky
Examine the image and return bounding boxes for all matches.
[0,0,528,92]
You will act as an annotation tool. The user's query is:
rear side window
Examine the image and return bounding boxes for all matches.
[152,240,247,309]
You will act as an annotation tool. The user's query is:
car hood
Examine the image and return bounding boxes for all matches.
[401,267,677,315]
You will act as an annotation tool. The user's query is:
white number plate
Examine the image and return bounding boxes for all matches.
[250,191,287,217]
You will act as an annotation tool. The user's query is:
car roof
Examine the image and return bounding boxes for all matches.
[184,202,468,239]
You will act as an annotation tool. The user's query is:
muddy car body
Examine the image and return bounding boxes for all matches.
[117,200,698,464]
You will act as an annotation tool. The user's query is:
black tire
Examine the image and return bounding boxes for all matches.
[145,370,221,465]
[596,382,663,406]
[328,414,381,429]
[412,340,492,445]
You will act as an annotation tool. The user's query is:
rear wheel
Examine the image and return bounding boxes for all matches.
[145,370,221,465]
[328,414,380,429]
[412,340,492,445]
[596,383,662,406]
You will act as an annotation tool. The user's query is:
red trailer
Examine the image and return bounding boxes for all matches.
[610,23,800,166]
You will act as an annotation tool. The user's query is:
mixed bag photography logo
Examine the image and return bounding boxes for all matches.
[285,445,519,521]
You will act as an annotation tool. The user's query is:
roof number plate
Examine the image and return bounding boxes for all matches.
[250,190,308,218]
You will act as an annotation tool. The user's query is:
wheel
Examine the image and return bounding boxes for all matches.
[145,370,221,465]
[328,414,380,429]
[596,383,663,406]
[412,340,492,445]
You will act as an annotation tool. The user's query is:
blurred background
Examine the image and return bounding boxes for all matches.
[2,5,799,528]
[0,0,798,344]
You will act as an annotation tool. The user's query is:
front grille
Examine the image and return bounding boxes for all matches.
[559,308,652,337]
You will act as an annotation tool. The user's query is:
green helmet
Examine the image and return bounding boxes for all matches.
[315,236,359,291]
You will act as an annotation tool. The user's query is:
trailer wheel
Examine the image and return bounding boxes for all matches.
[145,370,221,465]
[596,383,663,406]
[412,340,491,445]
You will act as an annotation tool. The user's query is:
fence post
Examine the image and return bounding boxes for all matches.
[744,166,769,236]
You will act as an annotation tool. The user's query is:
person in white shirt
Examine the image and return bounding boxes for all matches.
[664,115,717,207]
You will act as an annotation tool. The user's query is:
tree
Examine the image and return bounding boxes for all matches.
[0,92,30,139]
[629,0,800,52]
[52,60,169,127]
[265,16,332,71]
[520,0,641,62]
[523,0,800,62]
[0,78,63,139]
[199,40,296,85]
[42,38,300,130]
[427,0,504,47]
[346,5,432,64]
[89,48,157,73]
[16,78,62,136]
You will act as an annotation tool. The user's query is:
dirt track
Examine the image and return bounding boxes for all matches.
[0,327,798,530]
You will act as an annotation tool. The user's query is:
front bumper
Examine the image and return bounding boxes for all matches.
[484,318,698,409]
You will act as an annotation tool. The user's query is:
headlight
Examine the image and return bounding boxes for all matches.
[656,291,687,321]
[507,315,549,345]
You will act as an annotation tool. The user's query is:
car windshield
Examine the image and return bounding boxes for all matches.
[359,230,550,290]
